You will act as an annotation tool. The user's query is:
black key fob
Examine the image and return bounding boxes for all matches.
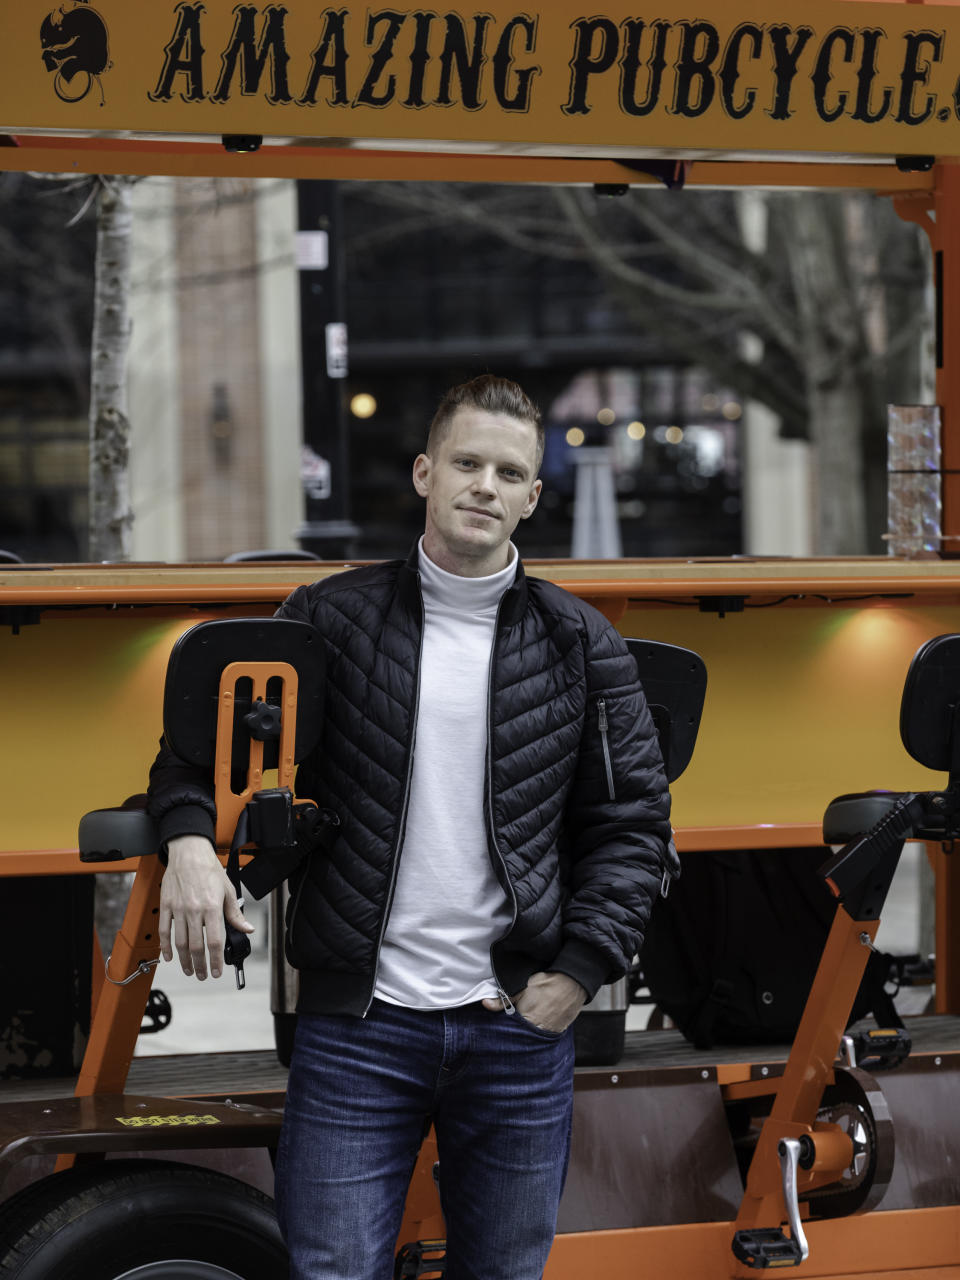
[224,915,252,990]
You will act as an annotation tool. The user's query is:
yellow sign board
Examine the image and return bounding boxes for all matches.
[5,1,960,159]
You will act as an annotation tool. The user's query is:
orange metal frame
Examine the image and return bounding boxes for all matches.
[65,657,300,1110]
[732,914,877,1244]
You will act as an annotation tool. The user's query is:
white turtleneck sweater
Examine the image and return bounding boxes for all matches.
[374,540,516,1009]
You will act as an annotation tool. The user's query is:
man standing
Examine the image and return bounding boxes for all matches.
[149,374,673,1279]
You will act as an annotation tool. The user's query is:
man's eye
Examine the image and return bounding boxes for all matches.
[501,469,521,479]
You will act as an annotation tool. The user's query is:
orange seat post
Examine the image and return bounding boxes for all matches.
[54,847,172,1183]
[732,907,877,1256]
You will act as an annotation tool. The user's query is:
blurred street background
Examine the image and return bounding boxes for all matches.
[0,173,934,569]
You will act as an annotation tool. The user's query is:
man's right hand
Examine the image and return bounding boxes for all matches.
[159,835,254,980]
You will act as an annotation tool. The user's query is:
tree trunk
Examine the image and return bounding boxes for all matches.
[87,176,137,947]
[88,177,135,562]
[783,194,869,554]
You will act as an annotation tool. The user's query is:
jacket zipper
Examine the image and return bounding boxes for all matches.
[362,585,424,1016]
[487,595,519,1013]
[598,697,616,801]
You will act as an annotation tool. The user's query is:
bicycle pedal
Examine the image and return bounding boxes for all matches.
[733,1227,806,1269]
[394,1239,446,1278]
[852,1026,911,1070]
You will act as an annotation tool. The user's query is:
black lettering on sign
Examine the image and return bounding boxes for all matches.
[492,15,539,112]
[768,25,813,120]
[299,8,349,105]
[211,5,292,105]
[619,19,669,117]
[851,28,892,123]
[437,14,492,110]
[811,26,855,123]
[896,29,943,124]
[403,10,436,108]
[150,1,206,102]
[718,21,762,119]
[563,17,618,116]
[672,20,720,118]
[355,10,406,107]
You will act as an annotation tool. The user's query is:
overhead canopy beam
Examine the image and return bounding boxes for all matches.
[0,135,939,190]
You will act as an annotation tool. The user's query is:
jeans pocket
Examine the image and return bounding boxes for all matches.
[513,1011,566,1039]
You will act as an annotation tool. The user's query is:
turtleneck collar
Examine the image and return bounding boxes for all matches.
[417,537,518,614]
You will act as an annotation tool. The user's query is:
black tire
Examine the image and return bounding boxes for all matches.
[273,1012,298,1068]
[573,1009,626,1066]
[0,1160,287,1279]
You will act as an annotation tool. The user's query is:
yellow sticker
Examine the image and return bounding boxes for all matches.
[116,1114,222,1127]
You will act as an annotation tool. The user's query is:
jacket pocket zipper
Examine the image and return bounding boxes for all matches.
[597,698,616,801]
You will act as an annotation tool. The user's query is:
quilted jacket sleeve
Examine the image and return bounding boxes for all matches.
[549,615,673,998]
[146,735,217,850]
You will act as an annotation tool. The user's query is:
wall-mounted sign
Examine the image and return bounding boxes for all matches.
[324,321,348,378]
[296,230,329,270]
[6,1,960,159]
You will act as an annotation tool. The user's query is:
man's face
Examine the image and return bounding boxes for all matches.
[413,407,542,576]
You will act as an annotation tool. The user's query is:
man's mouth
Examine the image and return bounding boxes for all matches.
[461,507,499,520]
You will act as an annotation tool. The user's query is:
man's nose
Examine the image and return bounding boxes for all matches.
[471,466,497,495]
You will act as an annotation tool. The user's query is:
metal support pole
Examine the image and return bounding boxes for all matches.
[295,180,359,559]
[935,164,960,556]
[895,166,960,558]
[571,447,622,559]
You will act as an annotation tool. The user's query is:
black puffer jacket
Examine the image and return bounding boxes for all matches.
[148,549,673,1015]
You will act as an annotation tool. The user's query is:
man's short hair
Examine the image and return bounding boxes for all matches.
[427,375,544,474]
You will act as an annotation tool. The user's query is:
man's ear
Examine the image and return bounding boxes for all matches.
[521,478,543,520]
[412,453,431,498]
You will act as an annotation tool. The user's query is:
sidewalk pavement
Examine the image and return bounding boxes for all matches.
[134,897,275,1057]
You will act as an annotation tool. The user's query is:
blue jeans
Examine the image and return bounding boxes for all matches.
[275,999,575,1280]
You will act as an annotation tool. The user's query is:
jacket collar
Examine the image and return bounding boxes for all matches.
[400,541,528,626]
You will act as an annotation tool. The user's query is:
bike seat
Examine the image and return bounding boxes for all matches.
[822,791,904,845]
[79,797,160,862]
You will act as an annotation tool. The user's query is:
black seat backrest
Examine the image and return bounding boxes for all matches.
[625,638,707,784]
[163,618,324,770]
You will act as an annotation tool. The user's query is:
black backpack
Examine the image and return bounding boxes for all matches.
[640,846,902,1049]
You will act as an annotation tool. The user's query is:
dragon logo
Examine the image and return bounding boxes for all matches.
[40,1,111,105]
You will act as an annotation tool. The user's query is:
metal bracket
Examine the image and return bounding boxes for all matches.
[840,1034,857,1068]
[104,954,161,986]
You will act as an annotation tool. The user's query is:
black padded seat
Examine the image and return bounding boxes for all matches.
[822,791,905,845]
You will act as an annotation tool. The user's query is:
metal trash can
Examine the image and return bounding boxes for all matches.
[573,977,629,1066]
[270,882,299,1066]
